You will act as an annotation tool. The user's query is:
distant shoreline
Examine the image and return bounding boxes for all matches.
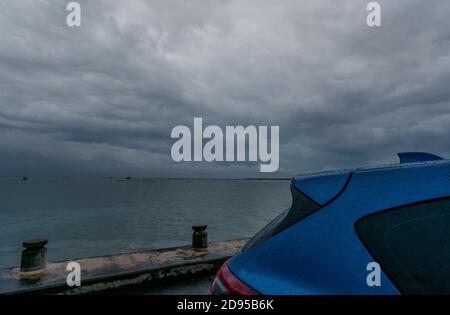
[0,176,291,181]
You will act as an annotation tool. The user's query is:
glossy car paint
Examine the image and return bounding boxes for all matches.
[229,156,450,295]
[291,169,351,206]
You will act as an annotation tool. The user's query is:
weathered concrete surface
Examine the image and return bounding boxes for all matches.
[0,239,248,295]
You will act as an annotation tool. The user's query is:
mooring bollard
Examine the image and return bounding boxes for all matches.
[192,225,208,249]
[20,239,48,274]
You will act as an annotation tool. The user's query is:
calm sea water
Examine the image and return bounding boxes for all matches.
[0,178,291,269]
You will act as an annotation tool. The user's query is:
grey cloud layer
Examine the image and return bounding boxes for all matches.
[1,0,450,177]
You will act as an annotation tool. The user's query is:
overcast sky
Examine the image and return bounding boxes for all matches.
[1,0,449,178]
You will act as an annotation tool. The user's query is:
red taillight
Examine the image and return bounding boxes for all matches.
[209,260,259,295]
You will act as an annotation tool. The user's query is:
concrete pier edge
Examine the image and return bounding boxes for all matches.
[0,238,249,295]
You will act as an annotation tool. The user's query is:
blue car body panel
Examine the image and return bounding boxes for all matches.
[229,159,450,294]
[291,170,351,205]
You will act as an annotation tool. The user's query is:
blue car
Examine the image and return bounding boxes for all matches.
[210,152,450,295]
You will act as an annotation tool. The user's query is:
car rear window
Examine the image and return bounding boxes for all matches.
[356,197,450,294]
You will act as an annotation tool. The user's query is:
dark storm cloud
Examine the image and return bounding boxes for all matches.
[1,0,450,177]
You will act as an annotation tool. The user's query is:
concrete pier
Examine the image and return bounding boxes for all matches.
[0,238,248,295]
